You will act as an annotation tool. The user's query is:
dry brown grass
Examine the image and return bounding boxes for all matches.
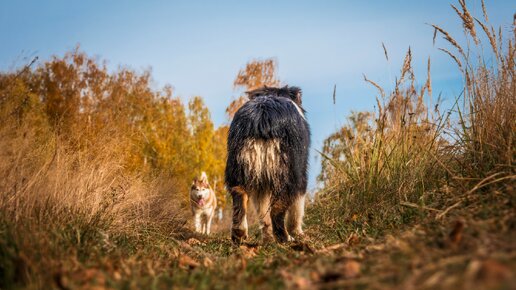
[0,77,188,287]
[314,2,515,281]
[435,0,515,187]
[306,3,515,289]
[316,44,447,236]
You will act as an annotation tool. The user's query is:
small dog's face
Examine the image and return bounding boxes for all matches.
[190,178,210,205]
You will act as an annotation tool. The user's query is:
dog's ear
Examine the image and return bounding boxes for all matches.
[200,172,209,184]
[288,86,302,106]
[245,88,263,100]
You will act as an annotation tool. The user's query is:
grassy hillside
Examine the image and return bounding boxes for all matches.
[0,1,514,289]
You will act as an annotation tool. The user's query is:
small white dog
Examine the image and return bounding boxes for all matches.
[190,172,217,235]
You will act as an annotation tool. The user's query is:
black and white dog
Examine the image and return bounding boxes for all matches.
[225,86,310,243]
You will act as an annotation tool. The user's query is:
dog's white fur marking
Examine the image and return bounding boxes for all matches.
[287,194,305,236]
[288,99,306,120]
[252,193,273,241]
[237,214,248,231]
[190,173,217,235]
[238,138,283,185]
[237,138,306,241]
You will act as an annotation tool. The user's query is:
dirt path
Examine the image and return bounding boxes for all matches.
[162,212,516,290]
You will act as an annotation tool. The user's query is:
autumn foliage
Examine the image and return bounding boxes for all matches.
[226,58,280,119]
[1,48,229,204]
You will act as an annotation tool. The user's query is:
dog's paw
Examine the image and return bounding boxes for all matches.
[288,230,305,242]
[273,231,290,243]
[231,228,248,244]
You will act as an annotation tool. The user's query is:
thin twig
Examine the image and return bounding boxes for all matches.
[0,56,39,102]
[436,200,462,220]
[400,201,441,213]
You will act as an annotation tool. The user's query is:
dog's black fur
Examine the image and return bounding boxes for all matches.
[225,86,310,243]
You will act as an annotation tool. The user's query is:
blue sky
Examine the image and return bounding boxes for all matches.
[1,0,514,190]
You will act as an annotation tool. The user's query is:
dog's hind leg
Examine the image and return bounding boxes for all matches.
[287,194,306,238]
[252,193,273,243]
[230,186,249,244]
[271,197,290,243]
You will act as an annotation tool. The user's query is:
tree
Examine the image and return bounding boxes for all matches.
[226,59,280,119]
[1,48,232,206]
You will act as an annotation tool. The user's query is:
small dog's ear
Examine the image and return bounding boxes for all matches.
[200,172,208,184]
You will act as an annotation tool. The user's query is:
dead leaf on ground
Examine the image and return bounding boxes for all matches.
[320,259,361,282]
[448,219,465,248]
[365,243,385,252]
[280,270,312,289]
[203,257,214,268]
[290,242,315,254]
[422,271,445,288]
[386,234,411,252]
[179,254,200,269]
[186,237,204,246]
[316,243,346,254]
[112,271,122,281]
[341,260,361,279]
[179,242,193,251]
[239,245,258,259]
[55,268,107,290]
[318,244,363,260]
[476,259,512,282]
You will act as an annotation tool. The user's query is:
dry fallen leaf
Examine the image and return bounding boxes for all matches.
[316,243,346,254]
[187,238,204,246]
[476,259,512,282]
[320,259,361,282]
[386,234,411,252]
[179,254,200,269]
[310,270,321,282]
[290,242,315,254]
[203,257,214,268]
[422,271,445,288]
[55,268,108,290]
[239,245,258,259]
[448,219,465,247]
[280,270,312,289]
[365,244,385,252]
[465,259,483,281]
[341,260,361,279]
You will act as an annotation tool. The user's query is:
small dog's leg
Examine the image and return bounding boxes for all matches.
[201,216,207,234]
[230,186,249,244]
[271,198,289,243]
[206,211,214,235]
[252,193,273,242]
[287,194,306,238]
[194,213,202,233]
